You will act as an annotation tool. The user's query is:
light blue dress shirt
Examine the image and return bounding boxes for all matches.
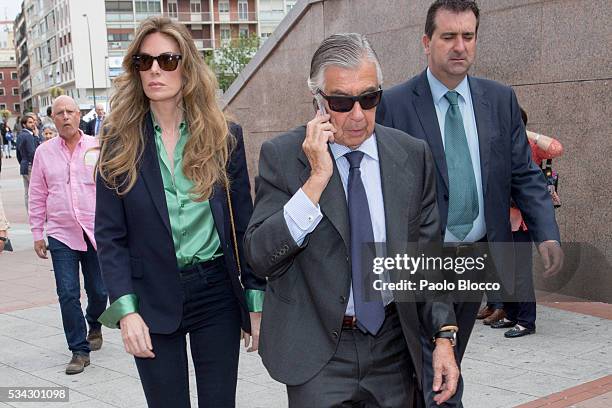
[283,133,392,315]
[427,68,486,243]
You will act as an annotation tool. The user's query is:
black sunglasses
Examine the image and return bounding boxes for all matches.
[132,53,183,72]
[317,88,383,113]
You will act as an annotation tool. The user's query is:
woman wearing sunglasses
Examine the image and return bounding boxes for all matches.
[95,16,265,407]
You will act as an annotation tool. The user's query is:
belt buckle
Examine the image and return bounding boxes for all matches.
[342,316,356,330]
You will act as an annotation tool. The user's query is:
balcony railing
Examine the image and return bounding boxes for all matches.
[105,12,138,22]
[166,11,213,23]
[193,39,214,49]
[108,38,213,51]
[106,11,257,24]
[215,11,258,22]
[108,41,133,50]
[258,10,286,22]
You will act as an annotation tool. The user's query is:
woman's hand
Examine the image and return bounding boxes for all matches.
[242,312,262,352]
[119,313,155,358]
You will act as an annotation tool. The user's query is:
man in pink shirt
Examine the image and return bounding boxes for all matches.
[29,95,108,375]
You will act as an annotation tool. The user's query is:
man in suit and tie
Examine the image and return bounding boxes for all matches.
[376,1,564,406]
[245,33,459,407]
[86,104,105,136]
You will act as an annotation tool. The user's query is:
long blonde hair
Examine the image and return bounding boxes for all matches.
[97,16,231,201]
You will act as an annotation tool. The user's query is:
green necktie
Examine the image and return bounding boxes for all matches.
[444,90,479,240]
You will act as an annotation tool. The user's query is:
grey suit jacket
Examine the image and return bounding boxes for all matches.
[245,123,456,386]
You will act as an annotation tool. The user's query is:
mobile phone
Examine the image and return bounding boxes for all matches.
[314,94,327,115]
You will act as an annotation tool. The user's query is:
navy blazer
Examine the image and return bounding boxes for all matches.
[376,70,560,281]
[95,113,265,334]
[16,129,38,175]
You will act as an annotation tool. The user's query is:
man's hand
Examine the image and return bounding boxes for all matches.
[34,240,48,259]
[538,240,564,278]
[242,312,261,352]
[301,112,336,205]
[432,339,459,405]
[119,313,155,358]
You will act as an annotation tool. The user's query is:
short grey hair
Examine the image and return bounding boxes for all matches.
[307,33,383,94]
[41,123,57,133]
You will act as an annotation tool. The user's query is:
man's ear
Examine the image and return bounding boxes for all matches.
[422,34,431,56]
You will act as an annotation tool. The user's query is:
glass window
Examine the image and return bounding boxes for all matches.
[219,0,229,13]
[168,1,178,17]
[11,72,17,80]
[14,103,21,113]
[238,0,248,20]
[220,26,231,41]
[190,0,201,13]
[13,88,19,96]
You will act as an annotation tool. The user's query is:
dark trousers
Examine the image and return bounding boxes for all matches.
[134,257,242,408]
[287,305,417,408]
[421,300,480,408]
[504,229,536,330]
[421,241,488,408]
[48,234,108,354]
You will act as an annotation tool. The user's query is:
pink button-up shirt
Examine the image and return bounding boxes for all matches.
[29,131,99,251]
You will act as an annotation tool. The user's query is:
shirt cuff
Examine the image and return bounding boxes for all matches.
[31,228,44,242]
[245,289,265,313]
[283,188,323,245]
[98,294,139,329]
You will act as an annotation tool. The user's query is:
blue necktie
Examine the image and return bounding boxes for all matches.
[345,151,385,335]
[95,118,101,135]
[444,91,479,240]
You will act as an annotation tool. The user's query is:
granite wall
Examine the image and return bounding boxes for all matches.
[222,0,612,301]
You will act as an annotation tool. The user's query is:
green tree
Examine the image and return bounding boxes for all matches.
[207,34,260,92]
[49,86,65,98]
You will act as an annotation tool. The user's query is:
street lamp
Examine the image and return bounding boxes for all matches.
[82,13,96,107]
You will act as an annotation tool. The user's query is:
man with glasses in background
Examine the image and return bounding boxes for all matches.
[85,103,106,136]
[245,33,459,407]
[28,95,108,375]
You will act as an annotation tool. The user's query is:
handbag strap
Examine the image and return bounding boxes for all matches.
[224,181,244,287]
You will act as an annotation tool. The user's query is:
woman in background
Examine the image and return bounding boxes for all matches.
[490,108,564,337]
[41,124,58,142]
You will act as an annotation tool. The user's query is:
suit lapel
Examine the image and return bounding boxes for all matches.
[376,125,411,246]
[139,112,172,235]
[298,147,350,251]
[468,77,492,196]
[412,71,449,191]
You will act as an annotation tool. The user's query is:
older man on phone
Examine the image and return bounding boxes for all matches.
[245,33,459,407]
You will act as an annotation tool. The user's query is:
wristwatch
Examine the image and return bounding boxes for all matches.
[434,329,457,347]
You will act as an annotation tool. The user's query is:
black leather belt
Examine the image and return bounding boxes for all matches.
[443,235,487,257]
[342,303,396,330]
[179,256,225,277]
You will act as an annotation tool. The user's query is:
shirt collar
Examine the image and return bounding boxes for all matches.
[151,112,187,135]
[426,67,470,106]
[59,129,84,149]
[329,132,378,162]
